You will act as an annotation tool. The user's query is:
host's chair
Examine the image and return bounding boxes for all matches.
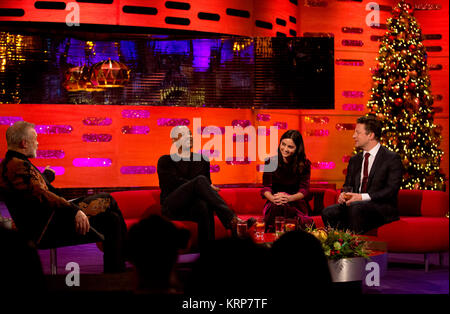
[37,231,104,275]
[3,202,104,275]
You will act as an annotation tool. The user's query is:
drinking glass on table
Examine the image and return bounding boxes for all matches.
[275,216,285,239]
[237,220,248,238]
[342,186,353,201]
[255,218,265,241]
[285,218,297,232]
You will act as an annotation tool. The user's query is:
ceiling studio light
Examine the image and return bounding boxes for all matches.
[90,58,131,88]
[64,59,130,92]
[63,65,105,92]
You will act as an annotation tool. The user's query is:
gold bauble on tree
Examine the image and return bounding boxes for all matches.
[402,158,409,167]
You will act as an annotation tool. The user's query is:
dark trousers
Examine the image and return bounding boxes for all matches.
[42,193,127,273]
[162,175,236,250]
[321,201,386,234]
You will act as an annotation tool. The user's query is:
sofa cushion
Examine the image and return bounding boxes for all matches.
[397,190,422,216]
[308,188,338,216]
[219,187,338,216]
[420,190,449,217]
[375,217,449,252]
[111,190,161,220]
[218,188,266,215]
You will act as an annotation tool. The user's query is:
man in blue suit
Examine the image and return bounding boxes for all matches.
[322,115,403,234]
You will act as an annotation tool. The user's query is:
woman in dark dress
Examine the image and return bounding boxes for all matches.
[260,130,314,232]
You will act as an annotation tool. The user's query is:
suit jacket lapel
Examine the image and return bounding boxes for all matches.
[368,145,385,186]
[354,152,363,192]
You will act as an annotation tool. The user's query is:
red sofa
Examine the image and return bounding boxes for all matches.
[364,190,449,266]
[110,187,336,251]
[111,188,449,263]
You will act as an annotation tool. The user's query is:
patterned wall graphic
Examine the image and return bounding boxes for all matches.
[0,104,302,187]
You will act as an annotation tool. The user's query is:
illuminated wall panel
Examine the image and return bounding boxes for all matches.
[0,104,303,187]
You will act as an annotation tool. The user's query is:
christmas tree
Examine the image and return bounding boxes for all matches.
[367,1,446,190]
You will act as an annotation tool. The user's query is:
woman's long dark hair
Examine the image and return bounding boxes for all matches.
[277,130,308,174]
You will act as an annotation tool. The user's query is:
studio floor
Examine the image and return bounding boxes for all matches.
[37,242,449,295]
[1,203,448,296]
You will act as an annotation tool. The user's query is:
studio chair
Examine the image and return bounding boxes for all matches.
[4,203,104,275]
[37,231,104,275]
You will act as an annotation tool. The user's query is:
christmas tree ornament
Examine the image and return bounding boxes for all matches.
[402,158,409,166]
[405,3,414,14]
[395,98,403,106]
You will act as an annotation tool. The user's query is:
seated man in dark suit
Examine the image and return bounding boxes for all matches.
[322,115,403,234]
[157,126,255,250]
[0,121,127,273]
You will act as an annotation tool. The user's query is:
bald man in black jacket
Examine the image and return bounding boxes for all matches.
[157,126,255,250]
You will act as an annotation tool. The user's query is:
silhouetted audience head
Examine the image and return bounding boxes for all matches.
[0,226,46,295]
[270,230,332,295]
[126,215,190,293]
[186,237,270,296]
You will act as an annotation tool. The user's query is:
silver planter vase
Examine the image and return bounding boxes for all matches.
[328,257,366,282]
